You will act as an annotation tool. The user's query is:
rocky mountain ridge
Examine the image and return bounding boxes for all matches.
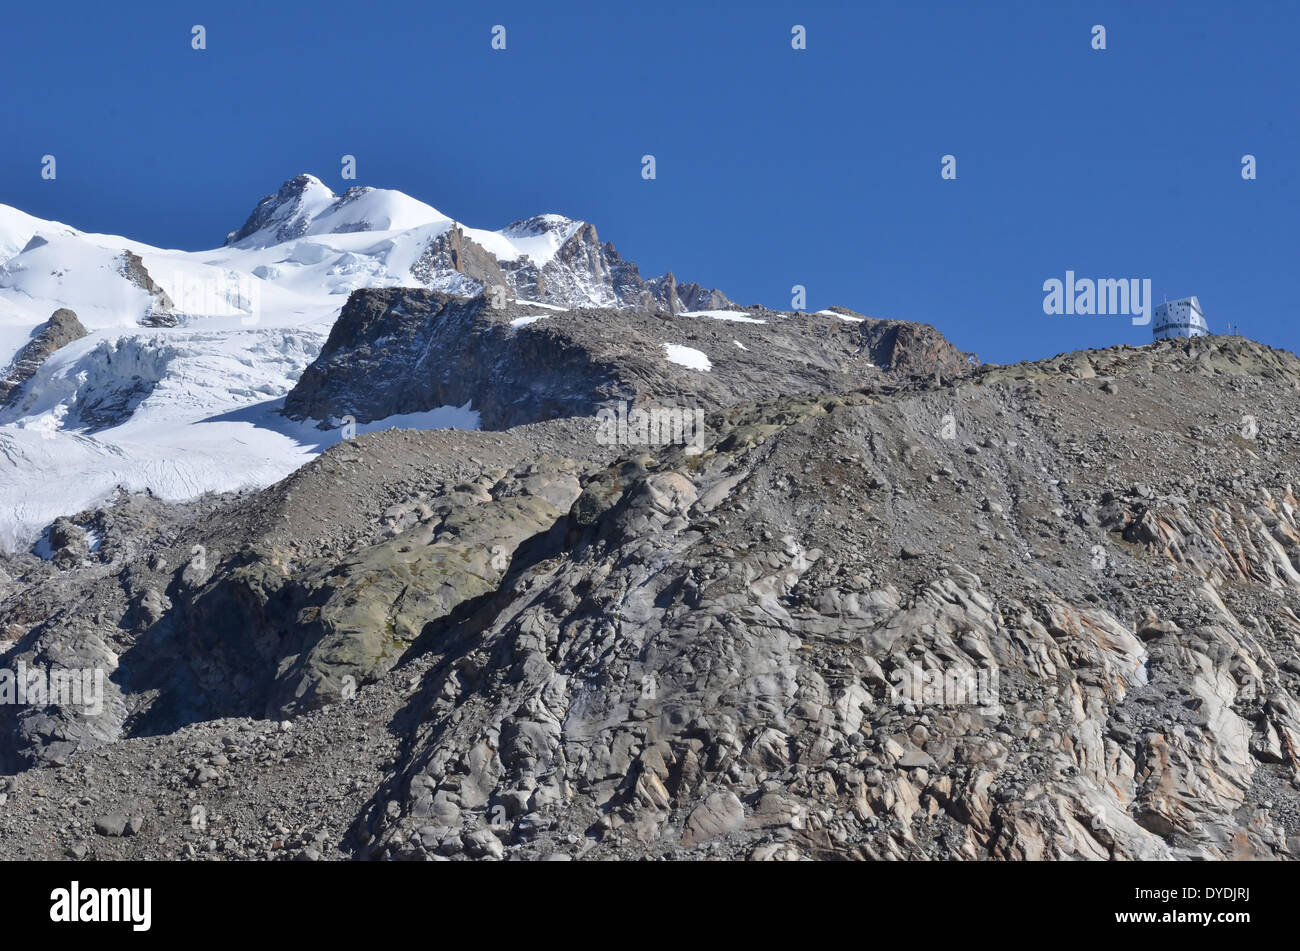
[282,289,968,428]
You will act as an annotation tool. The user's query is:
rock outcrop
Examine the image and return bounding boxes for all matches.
[410,225,510,293]
[492,219,735,314]
[0,308,87,408]
[282,288,966,428]
[117,250,178,327]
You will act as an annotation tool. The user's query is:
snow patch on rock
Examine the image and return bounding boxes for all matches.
[663,343,712,372]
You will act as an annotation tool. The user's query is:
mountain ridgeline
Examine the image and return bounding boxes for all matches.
[282,289,971,429]
[224,173,733,314]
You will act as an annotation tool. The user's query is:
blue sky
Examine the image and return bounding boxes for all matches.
[2,0,1296,364]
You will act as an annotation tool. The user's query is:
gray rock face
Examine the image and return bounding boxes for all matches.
[4,335,1300,863]
[651,273,735,314]
[492,219,733,314]
[167,456,585,721]
[351,340,1300,861]
[281,288,964,429]
[47,518,90,570]
[852,311,973,375]
[0,308,88,408]
[90,812,143,839]
[411,225,509,293]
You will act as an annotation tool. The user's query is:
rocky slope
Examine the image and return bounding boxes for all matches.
[2,333,1299,861]
[283,289,967,428]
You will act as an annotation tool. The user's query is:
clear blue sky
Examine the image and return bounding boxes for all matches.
[2,0,1296,364]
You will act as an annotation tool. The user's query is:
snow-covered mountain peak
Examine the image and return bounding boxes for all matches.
[497,214,584,266]
[225,174,451,250]
[0,204,79,264]
[223,173,338,247]
[501,213,580,238]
